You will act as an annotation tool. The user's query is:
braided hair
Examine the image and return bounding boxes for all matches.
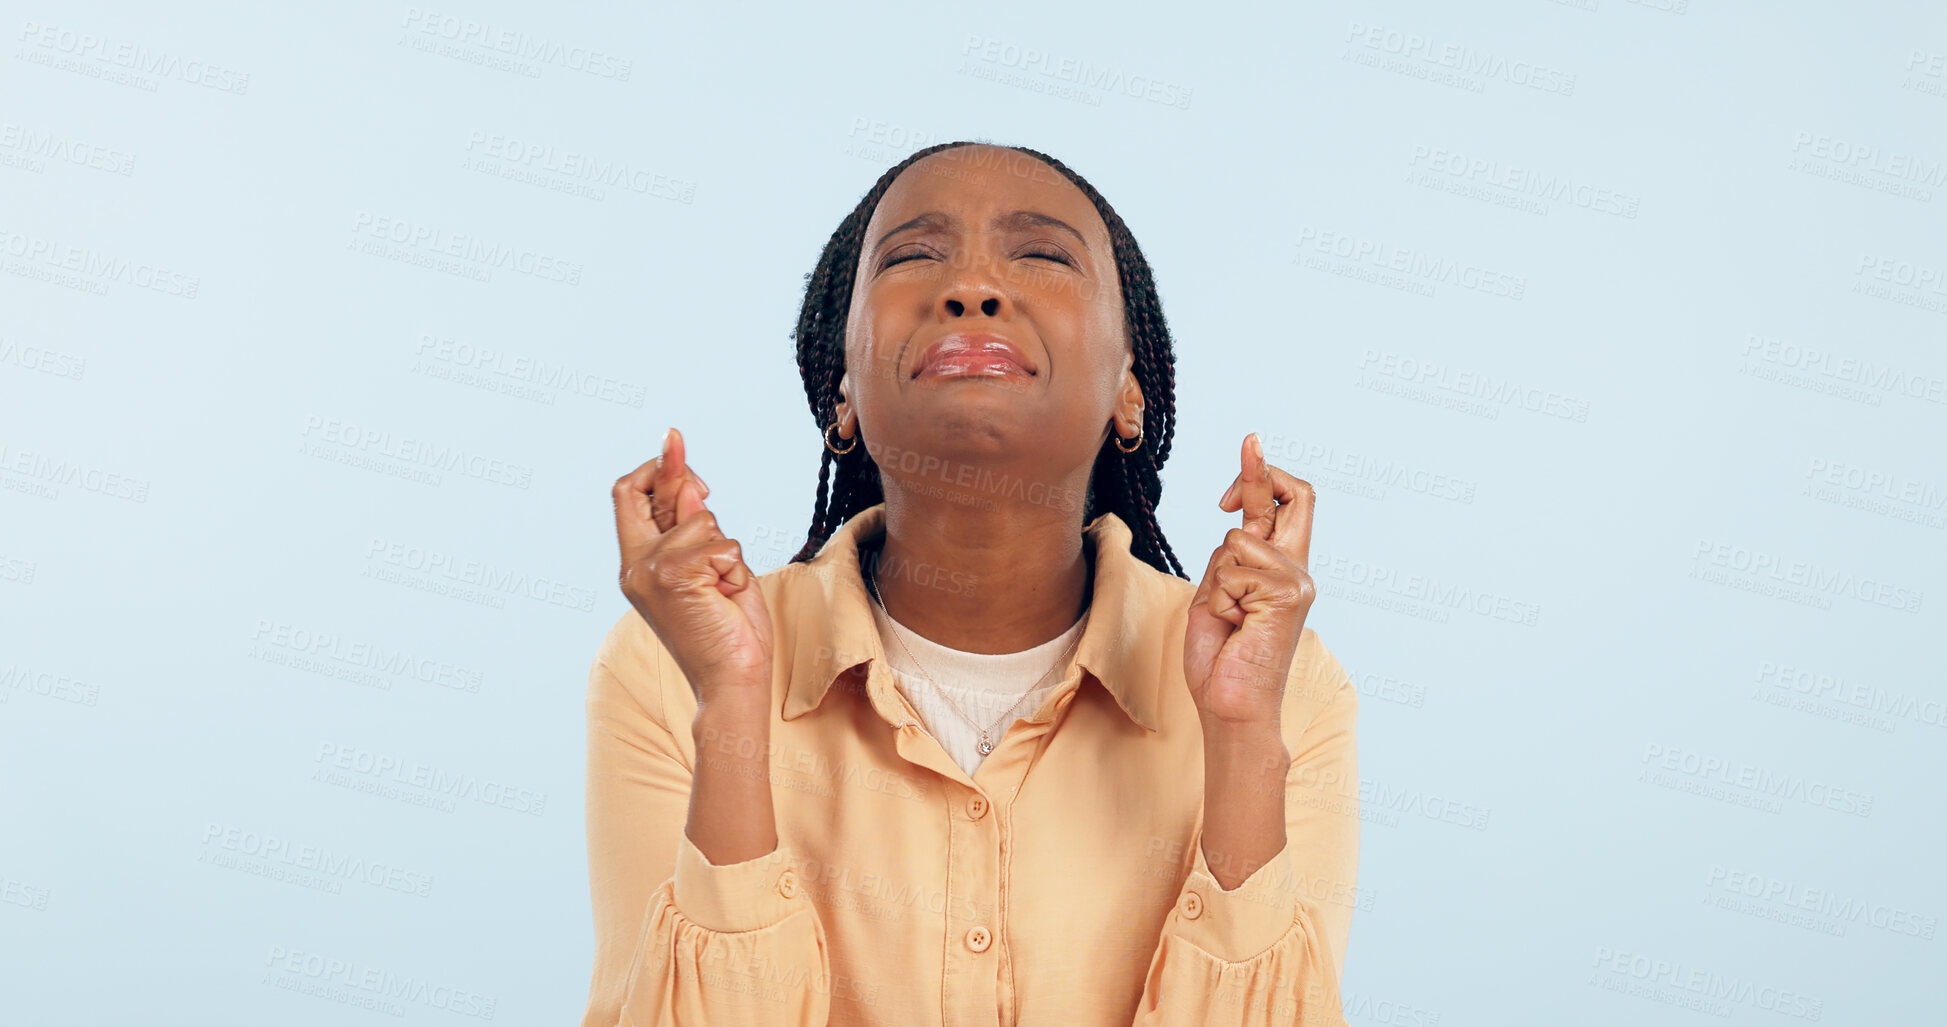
[788,142,1187,579]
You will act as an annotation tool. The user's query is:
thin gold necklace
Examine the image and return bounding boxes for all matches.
[866,559,1088,756]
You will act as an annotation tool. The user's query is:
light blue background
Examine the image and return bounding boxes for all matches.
[3,1,1943,1023]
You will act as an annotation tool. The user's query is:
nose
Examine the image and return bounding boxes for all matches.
[938,257,1010,321]
[944,295,1002,318]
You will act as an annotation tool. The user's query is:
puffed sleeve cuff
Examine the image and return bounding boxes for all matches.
[671,831,811,933]
[1170,833,1304,963]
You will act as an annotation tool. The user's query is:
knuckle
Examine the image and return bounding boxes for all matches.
[1295,574,1317,605]
[619,562,649,598]
[646,553,686,591]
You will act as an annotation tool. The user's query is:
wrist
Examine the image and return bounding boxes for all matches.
[1200,716,1286,753]
[1202,726,1288,795]
[692,704,772,756]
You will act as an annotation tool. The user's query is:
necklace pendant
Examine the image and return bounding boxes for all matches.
[977,737,995,756]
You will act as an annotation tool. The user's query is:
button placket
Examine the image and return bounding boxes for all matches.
[943,775,1006,1020]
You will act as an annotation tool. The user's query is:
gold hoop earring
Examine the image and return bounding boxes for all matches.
[1114,429,1143,454]
[824,422,858,455]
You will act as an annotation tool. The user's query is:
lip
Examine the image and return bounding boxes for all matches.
[910,333,1037,381]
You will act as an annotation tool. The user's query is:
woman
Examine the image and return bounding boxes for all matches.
[583,142,1359,1026]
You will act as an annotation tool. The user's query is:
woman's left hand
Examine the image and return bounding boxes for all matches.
[1184,433,1318,731]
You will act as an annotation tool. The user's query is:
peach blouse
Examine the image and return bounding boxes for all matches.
[580,502,1360,1026]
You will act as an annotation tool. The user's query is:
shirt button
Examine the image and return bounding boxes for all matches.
[966,795,989,820]
[1178,891,1204,920]
[776,870,799,900]
[965,925,992,953]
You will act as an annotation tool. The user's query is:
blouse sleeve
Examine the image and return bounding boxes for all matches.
[580,637,833,1027]
[1132,636,1361,1027]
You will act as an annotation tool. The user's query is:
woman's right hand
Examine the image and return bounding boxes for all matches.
[612,427,775,715]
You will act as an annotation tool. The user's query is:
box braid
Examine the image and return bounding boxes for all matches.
[788,142,1187,580]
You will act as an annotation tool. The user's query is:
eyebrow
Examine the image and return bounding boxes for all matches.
[874,210,1091,252]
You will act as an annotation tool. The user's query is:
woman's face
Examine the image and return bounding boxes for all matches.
[834,145,1142,501]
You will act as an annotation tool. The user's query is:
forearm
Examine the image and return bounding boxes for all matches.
[1199,724,1289,890]
[686,702,778,865]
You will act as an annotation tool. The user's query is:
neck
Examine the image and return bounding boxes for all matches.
[866,482,1094,654]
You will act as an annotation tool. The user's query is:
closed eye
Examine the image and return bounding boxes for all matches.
[1020,247,1074,266]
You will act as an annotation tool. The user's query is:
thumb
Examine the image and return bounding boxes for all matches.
[726,575,775,666]
[1183,602,1228,685]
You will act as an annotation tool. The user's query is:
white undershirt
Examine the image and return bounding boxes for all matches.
[868,598,1088,777]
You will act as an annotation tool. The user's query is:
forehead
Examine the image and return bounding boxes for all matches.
[865,146,1108,246]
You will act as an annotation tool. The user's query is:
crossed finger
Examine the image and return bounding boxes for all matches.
[612,428,711,563]
[649,428,711,533]
[1190,526,1293,616]
[1217,433,1315,568]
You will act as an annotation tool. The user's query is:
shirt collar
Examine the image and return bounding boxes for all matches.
[777,502,1171,732]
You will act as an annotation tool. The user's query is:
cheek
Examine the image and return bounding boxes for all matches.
[858,276,931,333]
[1040,292,1127,392]
[1036,274,1121,347]
[847,283,922,388]
[1087,284,1126,343]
